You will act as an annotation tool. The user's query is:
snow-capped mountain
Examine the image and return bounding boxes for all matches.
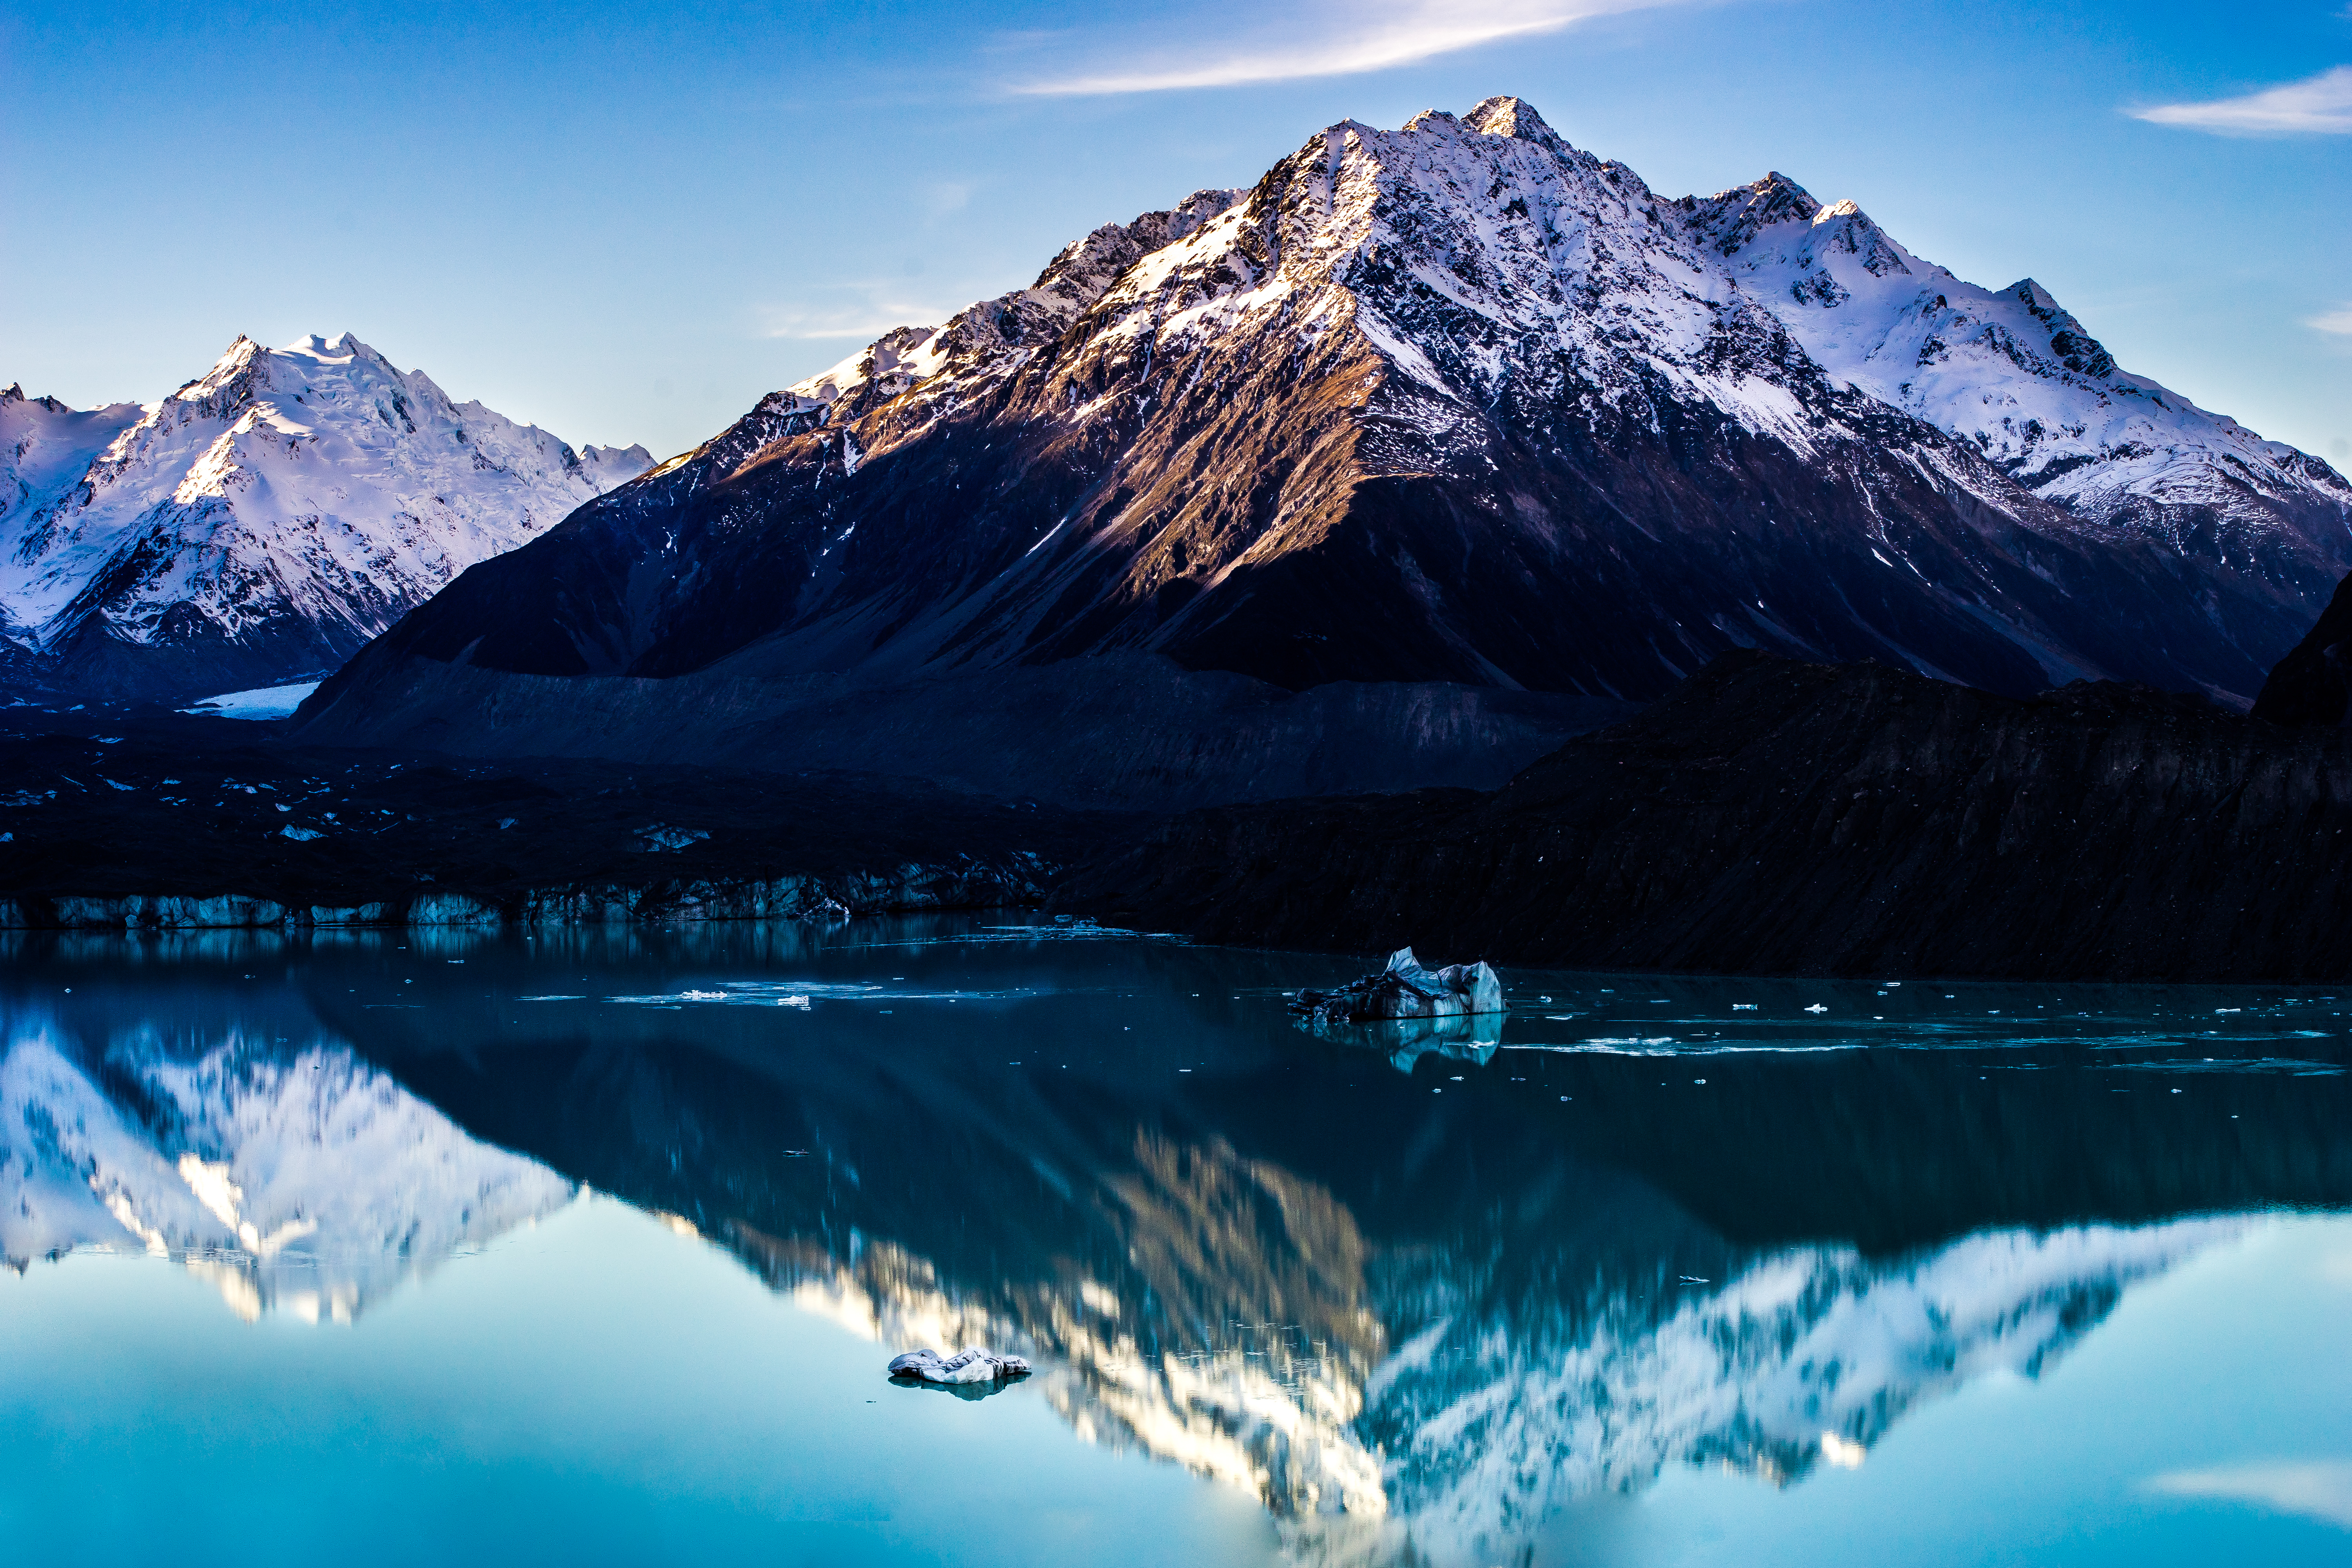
[1688,173,2350,544]
[2,334,652,702]
[0,1022,573,1321]
[302,96,2351,758]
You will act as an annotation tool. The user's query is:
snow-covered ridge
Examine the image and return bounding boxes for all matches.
[782,187,1246,425]
[1,334,653,697]
[1686,173,2352,537]
[0,1022,573,1321]
[1,383,143,543]
[795,95,2346,563]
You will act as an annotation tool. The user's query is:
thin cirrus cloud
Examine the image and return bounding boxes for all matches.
[2131,64,2352,135]
[760,287,960,341]
[2309,305,2352,337]
[1011,0,1690,96]
[2147,1461,2352,1529]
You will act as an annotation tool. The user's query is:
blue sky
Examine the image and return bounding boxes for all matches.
[3,0,2347,464]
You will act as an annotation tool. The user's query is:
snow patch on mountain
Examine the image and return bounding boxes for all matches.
[0,334,652,693]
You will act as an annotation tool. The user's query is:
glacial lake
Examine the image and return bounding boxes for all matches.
[5,915,2350,1567]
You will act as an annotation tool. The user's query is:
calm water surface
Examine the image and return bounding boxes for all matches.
[4,916,2349,1566]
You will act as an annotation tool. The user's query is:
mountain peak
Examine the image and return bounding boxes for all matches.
[1,383,22,405]
[2,332,653,700]
[2005,278,2061,316]
[1463,95,1568,154]
[287,330,377,363]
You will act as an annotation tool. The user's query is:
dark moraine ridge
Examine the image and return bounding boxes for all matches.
[1056,650,2352,981]
[0,712,1130,928]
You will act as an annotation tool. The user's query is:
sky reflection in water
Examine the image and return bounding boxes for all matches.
[4,916,2350,1566]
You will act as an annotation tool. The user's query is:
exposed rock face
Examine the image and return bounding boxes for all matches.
[2253,571,2352,725]
[2,337,650,702]
[299,95,2350,777]
[1055,650,2352,981]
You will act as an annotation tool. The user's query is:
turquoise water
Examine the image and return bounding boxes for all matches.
[4,918,2349,1566]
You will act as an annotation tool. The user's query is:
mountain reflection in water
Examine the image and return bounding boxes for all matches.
[5,916,2349,1565]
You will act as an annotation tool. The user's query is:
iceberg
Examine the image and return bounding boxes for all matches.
[1290,947,1506,1029]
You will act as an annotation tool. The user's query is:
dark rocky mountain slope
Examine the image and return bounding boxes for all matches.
[2253,570,2352,725]
[292,97,2351,797]
[1056,650,2352,980]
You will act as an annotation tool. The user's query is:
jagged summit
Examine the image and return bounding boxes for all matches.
[298,97,2352,765]
[3,333,653,701]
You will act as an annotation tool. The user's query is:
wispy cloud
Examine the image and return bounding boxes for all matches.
[2148,1461,2352,1529]
[759,285,958,341]
[2309,305,2352,337]
[1012,0,1688,96]
[2132,64,2352,135]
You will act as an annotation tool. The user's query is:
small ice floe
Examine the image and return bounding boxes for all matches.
[887,1348,1030,1385]
[1291,947,1506,1027]
[281,826,321,841]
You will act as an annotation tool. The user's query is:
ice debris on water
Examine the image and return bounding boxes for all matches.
[1290,947,1506,1028]
[887,1348,1031,1385]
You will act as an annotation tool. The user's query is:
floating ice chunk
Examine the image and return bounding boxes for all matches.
[887,1348,1031,1385]
[1290,946,1507,1028]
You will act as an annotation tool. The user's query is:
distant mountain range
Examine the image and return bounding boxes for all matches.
[1,335,650,702]
[290,94,2350,789]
